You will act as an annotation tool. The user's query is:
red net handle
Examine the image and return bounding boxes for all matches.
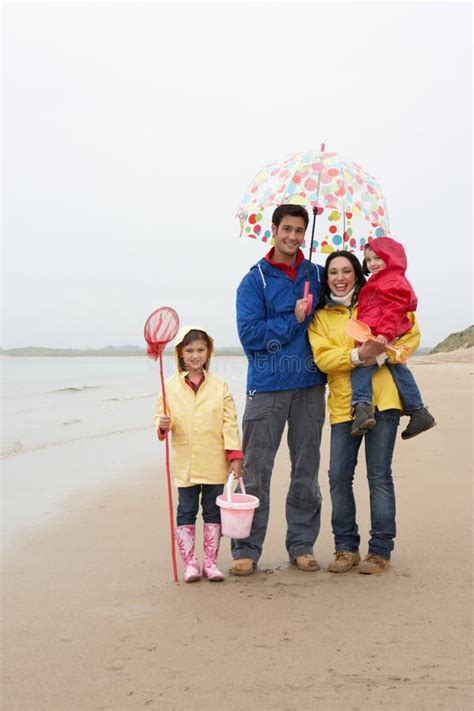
[144,306,180,583]
[144,307,180,360]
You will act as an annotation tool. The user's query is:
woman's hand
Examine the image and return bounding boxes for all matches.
[358,339,387,362]
[229,459,243,479]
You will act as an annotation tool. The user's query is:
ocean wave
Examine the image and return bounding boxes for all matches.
[1,440,23,459]
[50,386,104,393]
[105,393,156,402]
[4,392,156,417]
[1,425,152,460]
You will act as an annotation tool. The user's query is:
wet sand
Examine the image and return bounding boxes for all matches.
[2,354,473,710]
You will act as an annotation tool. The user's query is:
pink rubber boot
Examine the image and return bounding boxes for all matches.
[175,525,201,583]
[203,523,225,581]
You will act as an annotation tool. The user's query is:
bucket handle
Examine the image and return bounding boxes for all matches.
[226,472,246,501]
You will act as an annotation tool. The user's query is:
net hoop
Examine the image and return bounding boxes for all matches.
[144,306,180,360]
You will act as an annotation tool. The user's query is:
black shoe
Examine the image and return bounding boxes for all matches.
[401,406,436,440]
[351,403,376,436]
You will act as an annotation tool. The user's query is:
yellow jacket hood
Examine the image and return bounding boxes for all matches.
[174,325,214,373]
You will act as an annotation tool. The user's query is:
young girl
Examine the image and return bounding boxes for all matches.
[350,237,436,439]
[155,326,243,583]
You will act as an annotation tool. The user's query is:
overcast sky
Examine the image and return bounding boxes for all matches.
[3,0,472,349]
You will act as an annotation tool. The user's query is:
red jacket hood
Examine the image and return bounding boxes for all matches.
[369,237,407,273]
[358,236,418,339]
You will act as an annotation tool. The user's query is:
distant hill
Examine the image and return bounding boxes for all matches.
[1,345,245,357]
[1,346,145,357]
[430,325,474,354]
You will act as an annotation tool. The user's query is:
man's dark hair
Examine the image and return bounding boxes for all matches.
[272,204,309,229]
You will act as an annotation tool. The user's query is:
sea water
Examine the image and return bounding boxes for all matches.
[1,355,247,457]
[1,355,248,546]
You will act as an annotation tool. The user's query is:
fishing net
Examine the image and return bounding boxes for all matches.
[144,305,180,583]
[144,307,179,360]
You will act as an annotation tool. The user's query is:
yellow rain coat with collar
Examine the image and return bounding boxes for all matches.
[308,304,420,425]
[154,326,242,487]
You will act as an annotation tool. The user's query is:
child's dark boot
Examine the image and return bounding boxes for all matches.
[401,406,436,440]
[351,402,376,437]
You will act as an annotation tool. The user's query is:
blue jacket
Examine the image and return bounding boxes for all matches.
[236,256,326,393]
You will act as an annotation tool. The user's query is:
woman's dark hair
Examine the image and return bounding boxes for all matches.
[319,250,366,305]
[177,329,212,371]
[361,243,372,276]
[272,204,309,229]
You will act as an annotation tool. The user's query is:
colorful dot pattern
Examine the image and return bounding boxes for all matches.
[236,149,390,254]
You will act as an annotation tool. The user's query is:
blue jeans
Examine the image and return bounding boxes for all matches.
[328,409,400,560]
[176,484,223,526]
[351,363,423,413]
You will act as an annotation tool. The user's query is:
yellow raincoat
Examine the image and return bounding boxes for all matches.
[308,304,420,425]
[154,326,241,487]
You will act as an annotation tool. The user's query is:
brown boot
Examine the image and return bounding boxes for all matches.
[230,558,255,576]
[292,554,320,572]
[327,550,361,573]
[359,554,390,574]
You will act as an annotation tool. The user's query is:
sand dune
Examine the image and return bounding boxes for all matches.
[413,347,473,364]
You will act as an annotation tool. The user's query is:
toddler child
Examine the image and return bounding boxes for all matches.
[350,237,436,439]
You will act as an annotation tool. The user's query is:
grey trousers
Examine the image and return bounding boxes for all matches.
[231,385,325,563]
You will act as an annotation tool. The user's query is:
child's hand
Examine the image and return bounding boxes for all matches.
[158,415,171,432]
[375,334,388,346]
[229,459,243,480]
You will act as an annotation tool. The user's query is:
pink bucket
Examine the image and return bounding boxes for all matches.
[217,474,259,539]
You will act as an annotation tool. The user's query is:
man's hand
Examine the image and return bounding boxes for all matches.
[229,459,243,479]
[295,298,308,323]
[158,415,171,433]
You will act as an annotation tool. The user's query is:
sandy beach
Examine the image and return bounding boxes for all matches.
[1,352,473,710]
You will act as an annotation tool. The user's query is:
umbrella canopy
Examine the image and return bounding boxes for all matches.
[236,148,389,254]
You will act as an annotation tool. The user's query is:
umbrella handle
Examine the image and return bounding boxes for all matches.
[303,281,313,316]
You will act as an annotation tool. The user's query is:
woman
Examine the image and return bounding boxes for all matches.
[308,251,420,574]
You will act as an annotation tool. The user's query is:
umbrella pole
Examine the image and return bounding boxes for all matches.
[303,207,318,314]
[159,352,179,584]
[307,207,318,270]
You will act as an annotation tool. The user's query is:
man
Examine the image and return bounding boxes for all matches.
[231,204,326,576]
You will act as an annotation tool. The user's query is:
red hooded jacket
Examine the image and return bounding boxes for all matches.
[357,237,418,342]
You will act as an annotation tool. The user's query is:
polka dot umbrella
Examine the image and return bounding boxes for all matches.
[236,145,390,312]
[237,145,389,253]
